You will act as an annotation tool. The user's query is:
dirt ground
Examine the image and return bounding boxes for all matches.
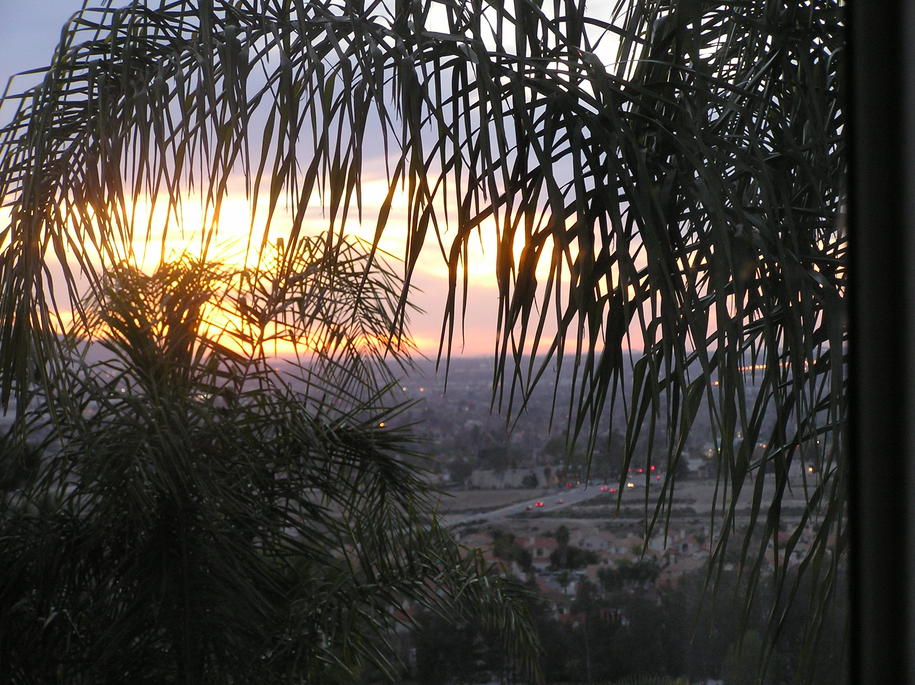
[433,487,547,512]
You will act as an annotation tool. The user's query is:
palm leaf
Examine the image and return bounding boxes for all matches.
[0,0,845,679]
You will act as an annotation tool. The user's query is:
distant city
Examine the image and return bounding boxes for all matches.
[382,357,843,684]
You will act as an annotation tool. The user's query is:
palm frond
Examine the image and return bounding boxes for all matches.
[0,245,542,682]
[0,0,846,679]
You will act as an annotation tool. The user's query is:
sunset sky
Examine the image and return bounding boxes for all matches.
[0,0,524,358]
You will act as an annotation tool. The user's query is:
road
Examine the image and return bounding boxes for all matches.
[442,482,633,528]
[442,472,815,529]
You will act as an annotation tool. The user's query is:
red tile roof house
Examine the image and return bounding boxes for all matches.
[533,576,575,622]
[519,535,560,571]
[762,528,818,570]
[455,531,529,578]
[646,527,702,552]
[668,533,705,557]
[657,552,707,587]
[573,531,617,553]
[654,533,709,586]
[763,543,811,571]
[602,533,648,561]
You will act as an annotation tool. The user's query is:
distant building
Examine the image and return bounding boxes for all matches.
[576,532,615,553]
[533,577,574,621]
[519,535,560,570]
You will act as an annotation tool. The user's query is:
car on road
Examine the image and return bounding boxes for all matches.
[555,498,564,504]
[535,500,545,507]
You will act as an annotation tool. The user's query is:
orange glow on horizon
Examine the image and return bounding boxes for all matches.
[31,179,650,359]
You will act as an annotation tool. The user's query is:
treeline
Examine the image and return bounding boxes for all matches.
[408,566,849,684]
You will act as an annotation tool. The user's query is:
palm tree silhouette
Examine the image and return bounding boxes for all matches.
[0,241,541,682]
